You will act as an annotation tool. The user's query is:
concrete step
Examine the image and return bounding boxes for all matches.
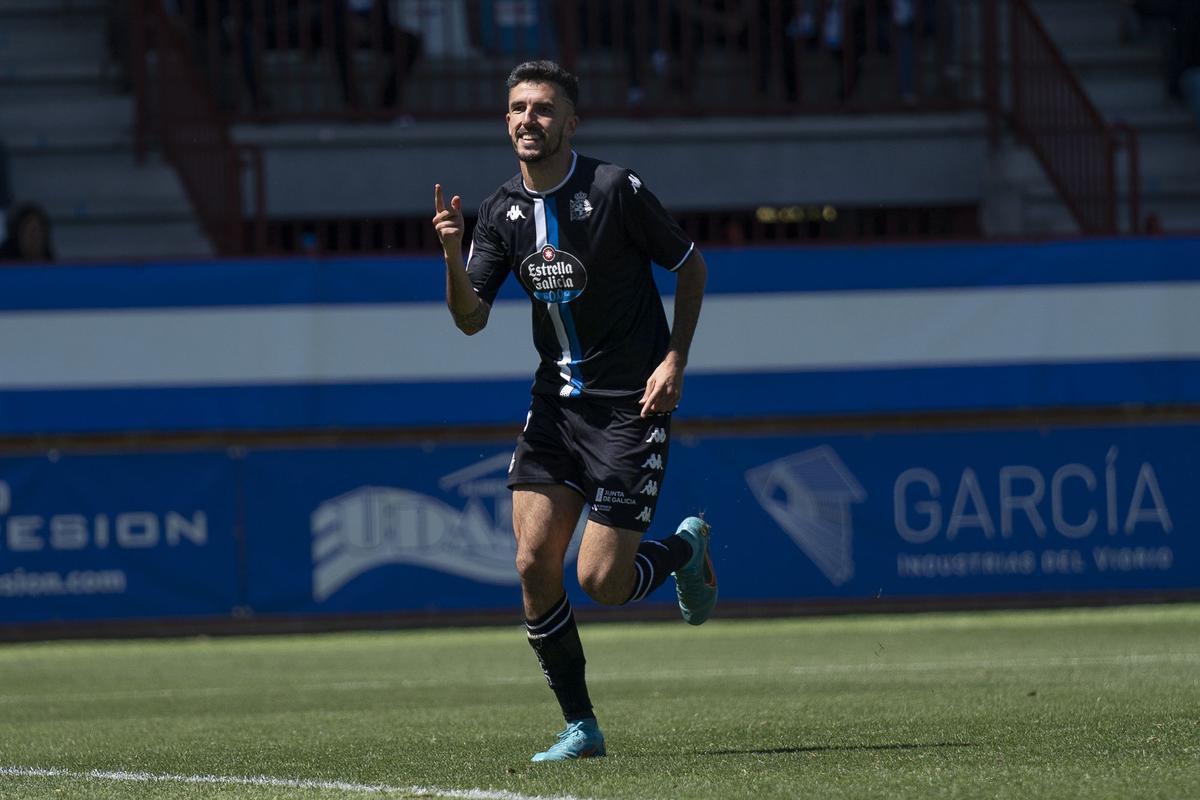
[0,58,120,105]
[0,94,134,147]
[1025,201,1200,235]
[36,187,195,221]
[3,126,135,153]
[1024,179,1200,234]
[0,57,113,82]
[1030,0,1127,50]
[994,108,1200,186]
[0,17,109,64]
[1080,73,1172,111]
[53,218,215,262]
[9,152,191,210]
[1062,44,1160,76]
[0,0,107,15]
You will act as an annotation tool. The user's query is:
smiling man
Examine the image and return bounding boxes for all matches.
[431,60,716,762]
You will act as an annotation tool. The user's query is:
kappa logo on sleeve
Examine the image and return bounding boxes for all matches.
[628,173,642,194]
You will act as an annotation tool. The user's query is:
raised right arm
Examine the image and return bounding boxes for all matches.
[433,183,491,336]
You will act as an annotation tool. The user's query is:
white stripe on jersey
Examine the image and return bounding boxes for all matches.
[670,241,695,272]
[532,196,575,391]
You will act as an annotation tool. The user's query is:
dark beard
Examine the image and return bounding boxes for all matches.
[515,128,561,163]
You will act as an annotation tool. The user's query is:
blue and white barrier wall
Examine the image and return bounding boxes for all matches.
[1,238,1199,623]
[2,237,1200,434]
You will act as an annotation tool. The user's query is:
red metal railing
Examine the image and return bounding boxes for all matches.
[132,0,265,254]
[1007,0,1141,234]
[161,0,976,122]
[249,205,981,256]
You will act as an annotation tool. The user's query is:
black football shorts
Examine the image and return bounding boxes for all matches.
[507,393,671,532]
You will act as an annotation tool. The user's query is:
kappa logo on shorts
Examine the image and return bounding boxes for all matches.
[310,452,585,601]
[642,453,664,470]
[646,427,667,444]
[635,506,653,523]
[641,480,659,497]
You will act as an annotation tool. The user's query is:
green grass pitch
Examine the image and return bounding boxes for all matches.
[0,604,1197,800]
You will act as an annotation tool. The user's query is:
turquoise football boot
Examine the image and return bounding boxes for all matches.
[531,718,607,762]
[672,516,717,625]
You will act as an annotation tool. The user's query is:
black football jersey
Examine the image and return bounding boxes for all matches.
[466,151,694,403]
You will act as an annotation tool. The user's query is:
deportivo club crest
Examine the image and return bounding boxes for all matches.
[519,244,588,304]
[569,191,593,221]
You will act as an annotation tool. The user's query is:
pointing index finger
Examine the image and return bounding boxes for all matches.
[434,184,445,214]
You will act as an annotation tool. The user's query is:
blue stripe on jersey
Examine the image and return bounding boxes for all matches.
[545,195,584,394]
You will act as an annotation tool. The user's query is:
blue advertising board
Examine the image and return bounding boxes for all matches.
[235,423,1195,617]
[677,426,1189,600]
[0,422,1194,625]
[0,452,240,622]
[240,445,545,615]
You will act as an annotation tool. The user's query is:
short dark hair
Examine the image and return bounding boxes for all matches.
[505,60,579,108]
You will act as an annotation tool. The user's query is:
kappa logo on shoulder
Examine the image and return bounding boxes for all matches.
[628,173,642,194]
[506,204,526,221]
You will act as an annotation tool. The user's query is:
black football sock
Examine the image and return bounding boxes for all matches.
[624,534,694,603]
[525,594,594,723]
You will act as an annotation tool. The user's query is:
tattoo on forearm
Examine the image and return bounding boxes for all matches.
[453,302,490,334]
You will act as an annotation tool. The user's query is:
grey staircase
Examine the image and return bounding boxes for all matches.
[986,0,1200,235]
[0,0,213,260]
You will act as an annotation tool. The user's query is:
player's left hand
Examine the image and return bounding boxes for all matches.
[640,353,684,417]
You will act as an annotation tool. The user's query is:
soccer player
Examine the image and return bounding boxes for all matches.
[431,60,716,762]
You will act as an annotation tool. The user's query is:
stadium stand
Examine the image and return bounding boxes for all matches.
[1,0,1197,259]
[0,0,211,260]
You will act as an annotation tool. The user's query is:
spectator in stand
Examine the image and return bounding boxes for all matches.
[631,1,801,107]
[893,0,951,105]
[182,0,422,113]
[798,0,946,104]
[338,0,423,109]
[1124,1,1200,107]
[0,203,56,263]
[1165,3,1200,126]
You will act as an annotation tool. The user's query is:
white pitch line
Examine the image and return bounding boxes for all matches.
[0,766,589,800]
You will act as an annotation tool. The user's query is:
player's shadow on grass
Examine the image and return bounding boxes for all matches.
[700,742,974,756]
